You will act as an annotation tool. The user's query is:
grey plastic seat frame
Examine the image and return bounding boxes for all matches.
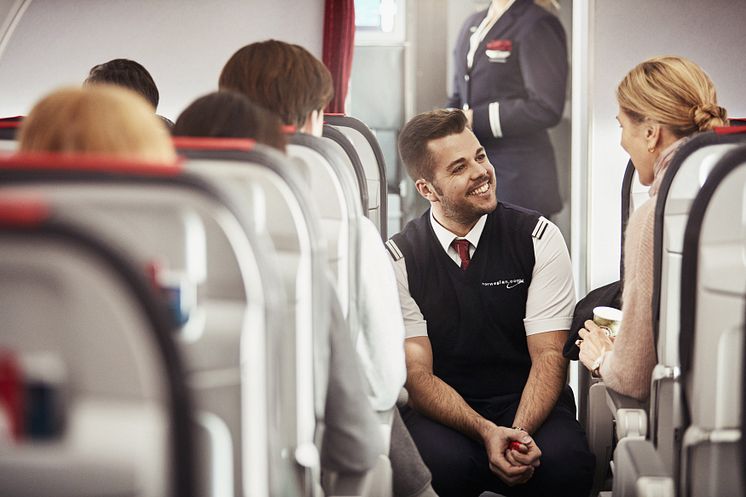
[677,146,746,497]
[0,207,195,497]
[0,159,282,497]
[323,115,388,239]
[647,131,746,481]
[179,144,331,497]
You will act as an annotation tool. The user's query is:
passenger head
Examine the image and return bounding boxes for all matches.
[218,40,333,136]
[616,56,728,184]
[85,58,160,110]
[19,86,176,163]
[172,91,286,151]
[399,109,496,232]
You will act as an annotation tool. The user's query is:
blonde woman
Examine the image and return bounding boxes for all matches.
[577,56,728,400]
[19,85,175,163]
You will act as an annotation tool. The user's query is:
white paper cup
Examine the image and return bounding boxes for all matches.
[593,306,622,338]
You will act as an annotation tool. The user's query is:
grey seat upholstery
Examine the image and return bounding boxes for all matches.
[0,154,281,497]
[677,145,746,497]
[0,198,195,497]
[323,116,388,238]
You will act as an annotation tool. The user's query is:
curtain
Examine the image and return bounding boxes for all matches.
[322,0,355,114]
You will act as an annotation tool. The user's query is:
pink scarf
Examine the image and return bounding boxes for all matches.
[649,135,692,197]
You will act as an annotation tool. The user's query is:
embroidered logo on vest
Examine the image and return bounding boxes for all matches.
[482,278,525,288]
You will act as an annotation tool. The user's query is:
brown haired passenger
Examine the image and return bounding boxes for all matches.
[19,85,175,163]
[577,56,728,399]
[172,91,286,151]
[219,40,437,497]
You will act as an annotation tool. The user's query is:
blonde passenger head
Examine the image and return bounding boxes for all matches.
[19,86,176,163]
[617,56,728,137]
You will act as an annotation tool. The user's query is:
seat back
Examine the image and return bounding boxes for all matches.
[175,137,331,496]
[0,154,282,497]
[324,115,388,238]
[0,199,195,497]
[287,133,364,341]
[649,129,746,478]
[678,145,746,497]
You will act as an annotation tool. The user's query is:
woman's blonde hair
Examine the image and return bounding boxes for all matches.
[19,85,176,163]
[617,56,728,137]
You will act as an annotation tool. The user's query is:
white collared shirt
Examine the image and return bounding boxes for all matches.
[391,211,575,338]
[430,211,487,265]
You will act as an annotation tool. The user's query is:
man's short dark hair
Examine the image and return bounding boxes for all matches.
[398,109,468,182]
[85,58,159,109]
[218,40,333,128]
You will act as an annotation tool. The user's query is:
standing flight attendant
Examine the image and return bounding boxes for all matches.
[448,0,567,217]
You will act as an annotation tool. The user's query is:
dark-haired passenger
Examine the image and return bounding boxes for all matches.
[220,40,437,497]
[172,91,286,151]
[84,58,172,127]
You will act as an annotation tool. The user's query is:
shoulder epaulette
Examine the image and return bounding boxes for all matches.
[385,239,404,261]
[531,217,549,240]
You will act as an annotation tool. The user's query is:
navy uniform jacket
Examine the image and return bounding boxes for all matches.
[447,0,567,216]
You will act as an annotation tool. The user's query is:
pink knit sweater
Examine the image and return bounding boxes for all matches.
[599,137,689,400]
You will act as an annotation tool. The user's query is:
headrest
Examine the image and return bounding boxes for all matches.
[0,152,183,177]
[172,136,255,152]
[0,197,49,226]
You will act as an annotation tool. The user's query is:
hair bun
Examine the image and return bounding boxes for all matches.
[690,103,728,131]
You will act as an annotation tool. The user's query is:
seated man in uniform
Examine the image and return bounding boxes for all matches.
[387,109,594,497]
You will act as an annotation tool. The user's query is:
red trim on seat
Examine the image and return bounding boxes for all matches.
[282,125,297,134]
[0,152,183,176]
[0,122,20,129]
[714,125,746,135]
[172,136,255,152]
[0,198,49,226]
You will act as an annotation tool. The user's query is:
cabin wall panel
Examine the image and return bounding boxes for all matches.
[0,0,324,119]
[586,0,746,289]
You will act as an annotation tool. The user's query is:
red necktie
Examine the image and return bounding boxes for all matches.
[451,239,471,270]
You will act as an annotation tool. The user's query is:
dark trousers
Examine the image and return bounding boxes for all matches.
[401,392,594,497]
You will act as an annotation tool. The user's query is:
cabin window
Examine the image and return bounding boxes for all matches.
[355,0,405,44]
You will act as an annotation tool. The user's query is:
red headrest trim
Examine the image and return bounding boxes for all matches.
[0,152,183,176]
[172,136,255,152]
[714,125,746,135]
[0,122,20,129]
[282,125,297,134]
[0,197,49,226]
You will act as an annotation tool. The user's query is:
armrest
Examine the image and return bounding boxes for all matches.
[612,439,674,497]
[606,388,648,440]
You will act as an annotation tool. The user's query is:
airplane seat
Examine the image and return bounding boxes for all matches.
[175,138,334,497]
[0,154,281,497]
[324,115,389,239]
[287,133,363,336]
[0,198,196,497]
[648,128,746,480]
[678,145,746,497]
[0,116,21,151]
[322,124,370,220]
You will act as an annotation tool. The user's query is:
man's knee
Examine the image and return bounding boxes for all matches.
[530,423,594,496]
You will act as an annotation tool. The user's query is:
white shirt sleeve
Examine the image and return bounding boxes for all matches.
[523,219,576,335]
[357,218,407,411]
[391,256,429,339]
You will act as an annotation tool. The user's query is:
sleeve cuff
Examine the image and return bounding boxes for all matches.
[523,316,572,336]
[488,101,503,138]
[405,323,428,339]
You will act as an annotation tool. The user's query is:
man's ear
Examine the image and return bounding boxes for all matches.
[415,178,438,202]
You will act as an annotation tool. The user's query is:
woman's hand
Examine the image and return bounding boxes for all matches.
[577,320,614,372]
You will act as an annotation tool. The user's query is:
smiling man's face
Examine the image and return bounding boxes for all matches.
[418,127,498,235]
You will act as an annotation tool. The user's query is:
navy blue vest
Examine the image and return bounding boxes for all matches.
[391,203,539,402]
